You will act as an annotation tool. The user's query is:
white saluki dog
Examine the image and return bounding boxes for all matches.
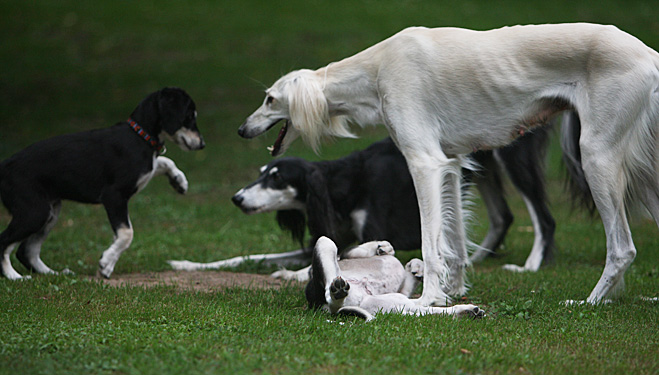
[306,236,485,321]
[238,23,659,306]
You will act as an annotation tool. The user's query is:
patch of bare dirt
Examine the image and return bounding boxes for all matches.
[96,271,297,292]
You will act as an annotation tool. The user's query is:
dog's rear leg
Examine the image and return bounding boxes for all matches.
[581,147,635,304]
[0,201,52,280]
[98,194,133,279]
[498,142,556,272]
[16,201,71,275]
[469,151,513,262]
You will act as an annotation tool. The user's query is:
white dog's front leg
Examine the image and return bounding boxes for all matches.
[405,153,469,306]
[341,240,394,259]
[154,156,188,194]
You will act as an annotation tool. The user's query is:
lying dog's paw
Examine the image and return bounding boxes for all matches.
[167,260,197,271]
[405,258,424,279]
[454,304,486,319]
[330,277,350,300]
[376,241,394,256]
[168,171,188,194]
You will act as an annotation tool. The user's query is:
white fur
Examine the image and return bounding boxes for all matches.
[239,23,659,305]
[314,237,484,321]
[98,225,134,279]
[232,184,304,214]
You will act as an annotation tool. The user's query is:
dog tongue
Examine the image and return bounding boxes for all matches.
[269,120,288,156]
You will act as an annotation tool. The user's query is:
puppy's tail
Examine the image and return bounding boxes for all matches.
[560,111,596,214]
[337,306,375,322]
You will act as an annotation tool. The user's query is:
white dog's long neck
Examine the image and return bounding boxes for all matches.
[317,55,384,127]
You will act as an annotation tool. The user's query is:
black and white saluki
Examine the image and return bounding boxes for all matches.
[169,128,557,280]
[237,24,659,305]
[306,236,485,321]
[0,87,205,280]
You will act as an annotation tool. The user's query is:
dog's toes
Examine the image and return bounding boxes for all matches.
[376,241,395,256]
[405,258,424,279]
[330,277,350,300]
[168,173,188,194]
[60,268,75,275]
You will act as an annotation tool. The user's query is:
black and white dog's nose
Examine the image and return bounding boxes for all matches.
[231,194,244,207]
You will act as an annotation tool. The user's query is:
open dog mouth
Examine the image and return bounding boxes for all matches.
[266,120,289,157]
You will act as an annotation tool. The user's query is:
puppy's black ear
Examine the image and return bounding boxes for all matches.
[157,87,195,136]
[130,91,161,127]
[305,168,337,242]
[276,210,306,248]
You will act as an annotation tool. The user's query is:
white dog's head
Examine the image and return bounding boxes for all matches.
[238,69,354,156]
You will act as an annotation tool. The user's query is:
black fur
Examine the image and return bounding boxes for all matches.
[235,133,555,263]
[0,87,203,278]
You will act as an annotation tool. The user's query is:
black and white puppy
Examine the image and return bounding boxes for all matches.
[305,236,484,321]
[169,125,558,279]
[0,87,204,280]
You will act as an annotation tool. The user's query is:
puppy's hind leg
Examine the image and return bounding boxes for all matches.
[98,193,133,279]
[0,199,53,280]
[341,240,394,259]
[16,201,71,275]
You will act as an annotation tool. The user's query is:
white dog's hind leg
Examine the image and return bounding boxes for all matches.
[579,138,636,304]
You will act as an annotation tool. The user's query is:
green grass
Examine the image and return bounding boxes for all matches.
[1,1,658,374]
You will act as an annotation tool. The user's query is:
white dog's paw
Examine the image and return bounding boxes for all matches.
[330,277,350,301]
[405,258,424,279]
[502,264,527,273]
[376,241,394,256]
[454,304,486,319]
[59,268,75,275]
[168,171,188,194]
[167,260,197,271]
[270,268,310,282]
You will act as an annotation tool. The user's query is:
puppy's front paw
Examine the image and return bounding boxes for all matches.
[376,241,394,256]
[330,277,350,300]
[455,304,486,319]
[168,171,188,194]
[405,258,424,279]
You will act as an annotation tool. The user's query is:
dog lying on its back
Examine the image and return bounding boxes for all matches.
[0,87,204,280]
[306,236,485,321]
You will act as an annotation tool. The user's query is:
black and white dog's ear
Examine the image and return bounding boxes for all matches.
[305,168,337,241]
[157,87,195,135]
[276,210,306,248]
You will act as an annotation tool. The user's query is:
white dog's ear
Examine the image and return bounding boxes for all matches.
[288,73,355,154]
[288,75,329,153]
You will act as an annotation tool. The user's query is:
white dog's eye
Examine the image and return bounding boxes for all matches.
[266,96,275,105]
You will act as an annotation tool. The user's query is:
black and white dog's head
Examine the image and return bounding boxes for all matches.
[231,158,309,214]
[231,157,337,247]
[131,87,205,151]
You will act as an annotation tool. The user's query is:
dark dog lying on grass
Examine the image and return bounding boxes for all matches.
[305,236,485,321]
[0,87,204,280]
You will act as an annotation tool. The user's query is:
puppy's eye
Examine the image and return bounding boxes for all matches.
[266,96,275,105]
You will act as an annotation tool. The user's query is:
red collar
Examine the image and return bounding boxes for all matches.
[127,118,165,154]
